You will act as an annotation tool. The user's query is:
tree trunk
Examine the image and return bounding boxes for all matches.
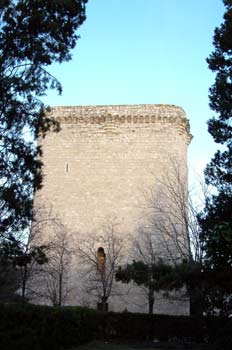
[98,296,108,312]
[189,286,204,316]
[21,268,27,305]
[58,271,63,306]
[148,288,155,315]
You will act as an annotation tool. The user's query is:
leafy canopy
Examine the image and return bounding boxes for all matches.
[200,0,232,271]
[116,259,174,291]
[0,0,87,243]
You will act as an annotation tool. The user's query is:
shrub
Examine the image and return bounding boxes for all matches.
[95,312,206,341]
[95,312,228,344]
[0,304,97,350]
[0,304,229,349]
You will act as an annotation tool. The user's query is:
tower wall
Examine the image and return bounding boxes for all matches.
[36,104,192,314]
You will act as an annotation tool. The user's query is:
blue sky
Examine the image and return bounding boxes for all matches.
[42,0,225,181]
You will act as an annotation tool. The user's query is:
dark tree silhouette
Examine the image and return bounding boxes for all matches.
[201,0,232,271]
[0,1,87,248]
[198,0,232,315]
[116,259,174,315]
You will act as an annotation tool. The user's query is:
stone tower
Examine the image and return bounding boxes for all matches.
[36,104,192,314]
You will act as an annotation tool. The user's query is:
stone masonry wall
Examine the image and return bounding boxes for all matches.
[36,104,192,314]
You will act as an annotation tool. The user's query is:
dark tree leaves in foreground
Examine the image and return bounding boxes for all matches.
[199,0,232,314]
[0,255,20,301]
[0,0,87,247]
[200,0,232,271]
[116,260,174,315]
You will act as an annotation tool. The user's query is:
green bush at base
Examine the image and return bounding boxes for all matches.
[95,312,206,341]
[95,312,231,348]
[0,304,97,350]
[0,304,231,349]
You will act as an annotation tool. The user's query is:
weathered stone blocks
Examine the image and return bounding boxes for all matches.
[36,104,192,314]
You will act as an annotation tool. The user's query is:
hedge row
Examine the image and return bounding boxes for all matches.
[0,304,97,350]
[0,304,231,350]
[95,312,232,344]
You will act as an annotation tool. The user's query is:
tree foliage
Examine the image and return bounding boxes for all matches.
[14,244,48,303]
[116,259,174,289]
[200,0,232,271]
[196,0,232,315]
[0,256,20,301]
[118,227,169,315]
[0,0,87,244]
[116,259,174,315]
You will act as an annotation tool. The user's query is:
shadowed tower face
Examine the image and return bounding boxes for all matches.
[35,104,192,313]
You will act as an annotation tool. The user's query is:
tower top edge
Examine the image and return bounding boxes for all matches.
[49,104,186,119]
[45,104,192,144]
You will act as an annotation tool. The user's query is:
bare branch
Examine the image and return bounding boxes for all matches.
[76,218,126,311]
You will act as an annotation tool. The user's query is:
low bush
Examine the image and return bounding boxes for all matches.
[0,304,230,349]
[207,318,232,350]
[0,304,97,350]
[95,312,206,341]
[95,312,229,346]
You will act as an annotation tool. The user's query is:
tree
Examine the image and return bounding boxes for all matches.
[14,241,48,303]
[13,203,56,303]
[200,0,232,271]
[77,220,124,312]
[13,204,74,305]
[143,158,199,264]
[2,202,61,304]
[41,220,74,306]
[0,1,87,247]
[196,1,232,315]
[0,233,21,300]
[130,159,208,315]
[0,203,53,302]
[116,237,174,315]
[0,255,20,302]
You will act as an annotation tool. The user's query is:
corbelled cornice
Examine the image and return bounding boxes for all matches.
[49,104,192,144]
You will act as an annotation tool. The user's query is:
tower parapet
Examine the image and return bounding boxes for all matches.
[50,104,192,144]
